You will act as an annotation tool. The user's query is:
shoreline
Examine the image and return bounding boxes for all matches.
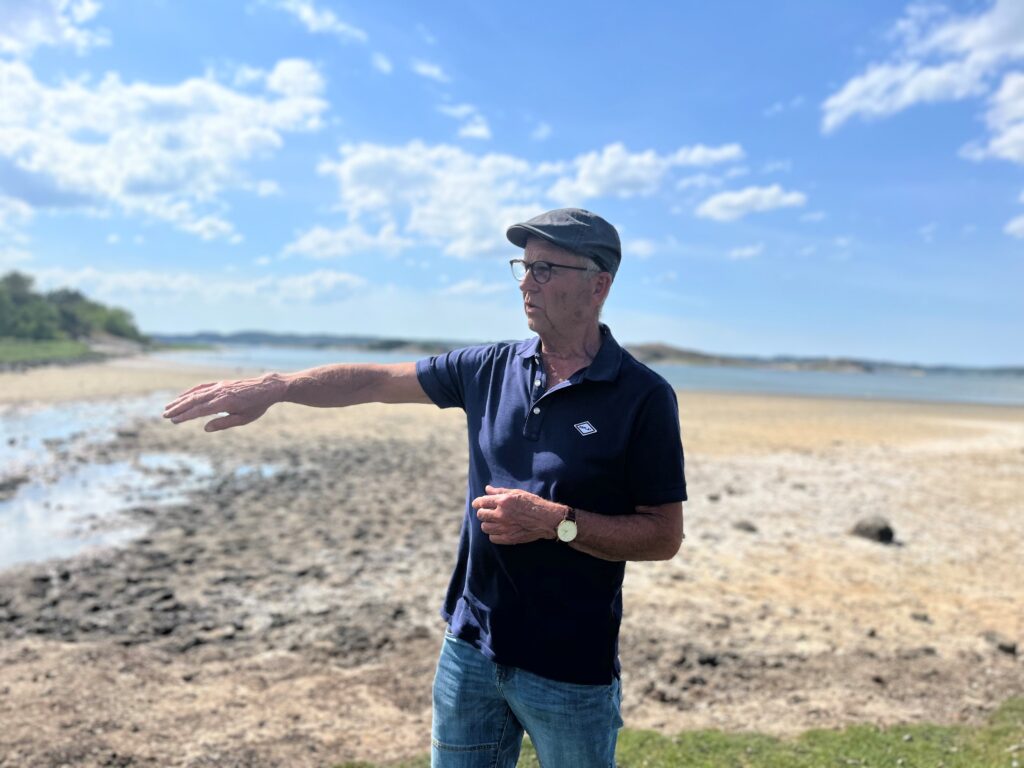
[3,353,1024,412]
[1,353,1022,765]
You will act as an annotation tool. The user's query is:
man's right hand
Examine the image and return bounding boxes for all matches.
[162,373,287,432]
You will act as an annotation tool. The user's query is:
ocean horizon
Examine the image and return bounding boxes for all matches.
[151,344,1024,408]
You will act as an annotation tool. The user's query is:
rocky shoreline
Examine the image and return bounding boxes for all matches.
[1,370,1022,766]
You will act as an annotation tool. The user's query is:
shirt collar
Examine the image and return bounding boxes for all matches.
[515,324,623,382]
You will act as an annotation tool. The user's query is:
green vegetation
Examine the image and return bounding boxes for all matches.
[335,697,1024,767]
[0,271,145,342]
[0,338,98,365]
[0,271,146,365]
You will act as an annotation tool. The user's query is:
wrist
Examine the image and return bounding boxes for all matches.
[555,503,578,543]
[265,372,291,404]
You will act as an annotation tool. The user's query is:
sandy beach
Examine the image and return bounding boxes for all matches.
[1,358,1022,767]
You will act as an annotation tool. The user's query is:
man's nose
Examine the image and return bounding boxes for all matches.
[519,267,540,290]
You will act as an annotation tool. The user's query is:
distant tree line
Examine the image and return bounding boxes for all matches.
[0,271,145,342]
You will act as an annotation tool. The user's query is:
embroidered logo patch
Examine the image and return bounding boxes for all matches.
[574,421,597,436]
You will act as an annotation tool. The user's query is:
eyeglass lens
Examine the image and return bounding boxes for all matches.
[510,260,552,283]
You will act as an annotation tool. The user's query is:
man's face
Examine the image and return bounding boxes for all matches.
[518,238,608,336]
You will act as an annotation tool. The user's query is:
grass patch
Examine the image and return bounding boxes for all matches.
[334,697,1024,767]
[0,338,98,365]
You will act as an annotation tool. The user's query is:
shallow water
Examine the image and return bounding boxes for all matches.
[0,392,173,479]
[153,345,1024,406]
[0,452,213,570]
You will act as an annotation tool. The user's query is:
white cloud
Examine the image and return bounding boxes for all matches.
[919,221,937,243]
[265,0,367,43]
[282,222,412,259]
[531,122,552,141]
[834,235,853,249]
[371,52,393,74]
[0,0,108,58]
[963,71,1024,164]
[676,173,722,191]
[314,139,750,260]
[233,65,266,88]
[761,159,792,174]
[728,243,763,260]
[438,104,492,140]
[266,58,326,97]
[0,58,327,241]
[0,195,34,231]
[764,95,805,118]
[548,142,744,204]
[1005,213,1024,237]
[318,141,549,259]
[695,185,807,222]
[31,266,366,305]
[800,210,826,222]
[416,24,438,46]
[438,104,475,120]
[0,247,32,268]
[440,278,506,296]
[458,115,492,140]
[672,143,745,166]
[253,180,281,197]
[411,59,450,83]
[625,239,658,259]
[822,0,1024,166]
[823,60,986,133]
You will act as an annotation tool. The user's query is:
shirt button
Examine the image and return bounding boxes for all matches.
[534,379,541,387]
[532,407,541,415]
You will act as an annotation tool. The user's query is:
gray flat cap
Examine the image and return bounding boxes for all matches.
[506,208,621,277]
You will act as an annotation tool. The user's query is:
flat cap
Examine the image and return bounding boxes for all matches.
[506,208,621,277]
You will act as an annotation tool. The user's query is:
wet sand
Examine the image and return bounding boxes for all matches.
[1,358,1022,766]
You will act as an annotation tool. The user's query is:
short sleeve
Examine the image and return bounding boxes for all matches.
[625,382,687,506]
[415,344,493,411]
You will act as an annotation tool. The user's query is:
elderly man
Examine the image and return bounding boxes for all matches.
[163,208,687,767]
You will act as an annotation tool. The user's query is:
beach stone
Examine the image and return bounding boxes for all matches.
[850,515,895,544]
[981,631,1018,656]
[0,474,29,500]
[733,520,758,533]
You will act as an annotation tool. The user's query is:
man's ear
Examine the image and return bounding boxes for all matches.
[593,273,612,299]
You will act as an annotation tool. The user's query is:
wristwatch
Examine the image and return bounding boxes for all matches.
[556,506,577,543]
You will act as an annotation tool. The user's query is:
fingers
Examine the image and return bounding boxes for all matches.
[162,382,218,417]
[204,411,259,432]
[166,397,232,424]
[471,494,500,510]
[485,484,513,495]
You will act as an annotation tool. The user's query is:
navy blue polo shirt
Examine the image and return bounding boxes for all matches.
[416,325,686,685]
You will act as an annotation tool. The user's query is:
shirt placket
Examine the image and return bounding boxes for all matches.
[524,354,574,440]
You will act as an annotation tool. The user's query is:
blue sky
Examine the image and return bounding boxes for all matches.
[1,0,1022,366]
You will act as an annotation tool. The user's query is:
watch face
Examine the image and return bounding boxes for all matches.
[557,519,578,543]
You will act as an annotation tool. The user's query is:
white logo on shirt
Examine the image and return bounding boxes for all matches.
[574,421,597,436]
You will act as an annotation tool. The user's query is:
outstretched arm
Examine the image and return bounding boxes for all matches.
[162,362,431,432]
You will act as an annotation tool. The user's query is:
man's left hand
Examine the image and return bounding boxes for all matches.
[472,485,561,545]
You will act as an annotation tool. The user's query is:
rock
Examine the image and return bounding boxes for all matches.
[850,515,895,544]
[911,612,932,624]
[982,631,1018,656]
[0,474,29,500]
[733,520,758,533]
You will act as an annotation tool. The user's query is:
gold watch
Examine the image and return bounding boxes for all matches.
[556,506,577,543]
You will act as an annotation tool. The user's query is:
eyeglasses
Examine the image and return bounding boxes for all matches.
[509,259,595,284]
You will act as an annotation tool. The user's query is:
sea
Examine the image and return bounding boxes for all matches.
[150,344,1024,408]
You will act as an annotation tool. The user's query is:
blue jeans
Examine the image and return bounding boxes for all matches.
[431,630,623,767]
